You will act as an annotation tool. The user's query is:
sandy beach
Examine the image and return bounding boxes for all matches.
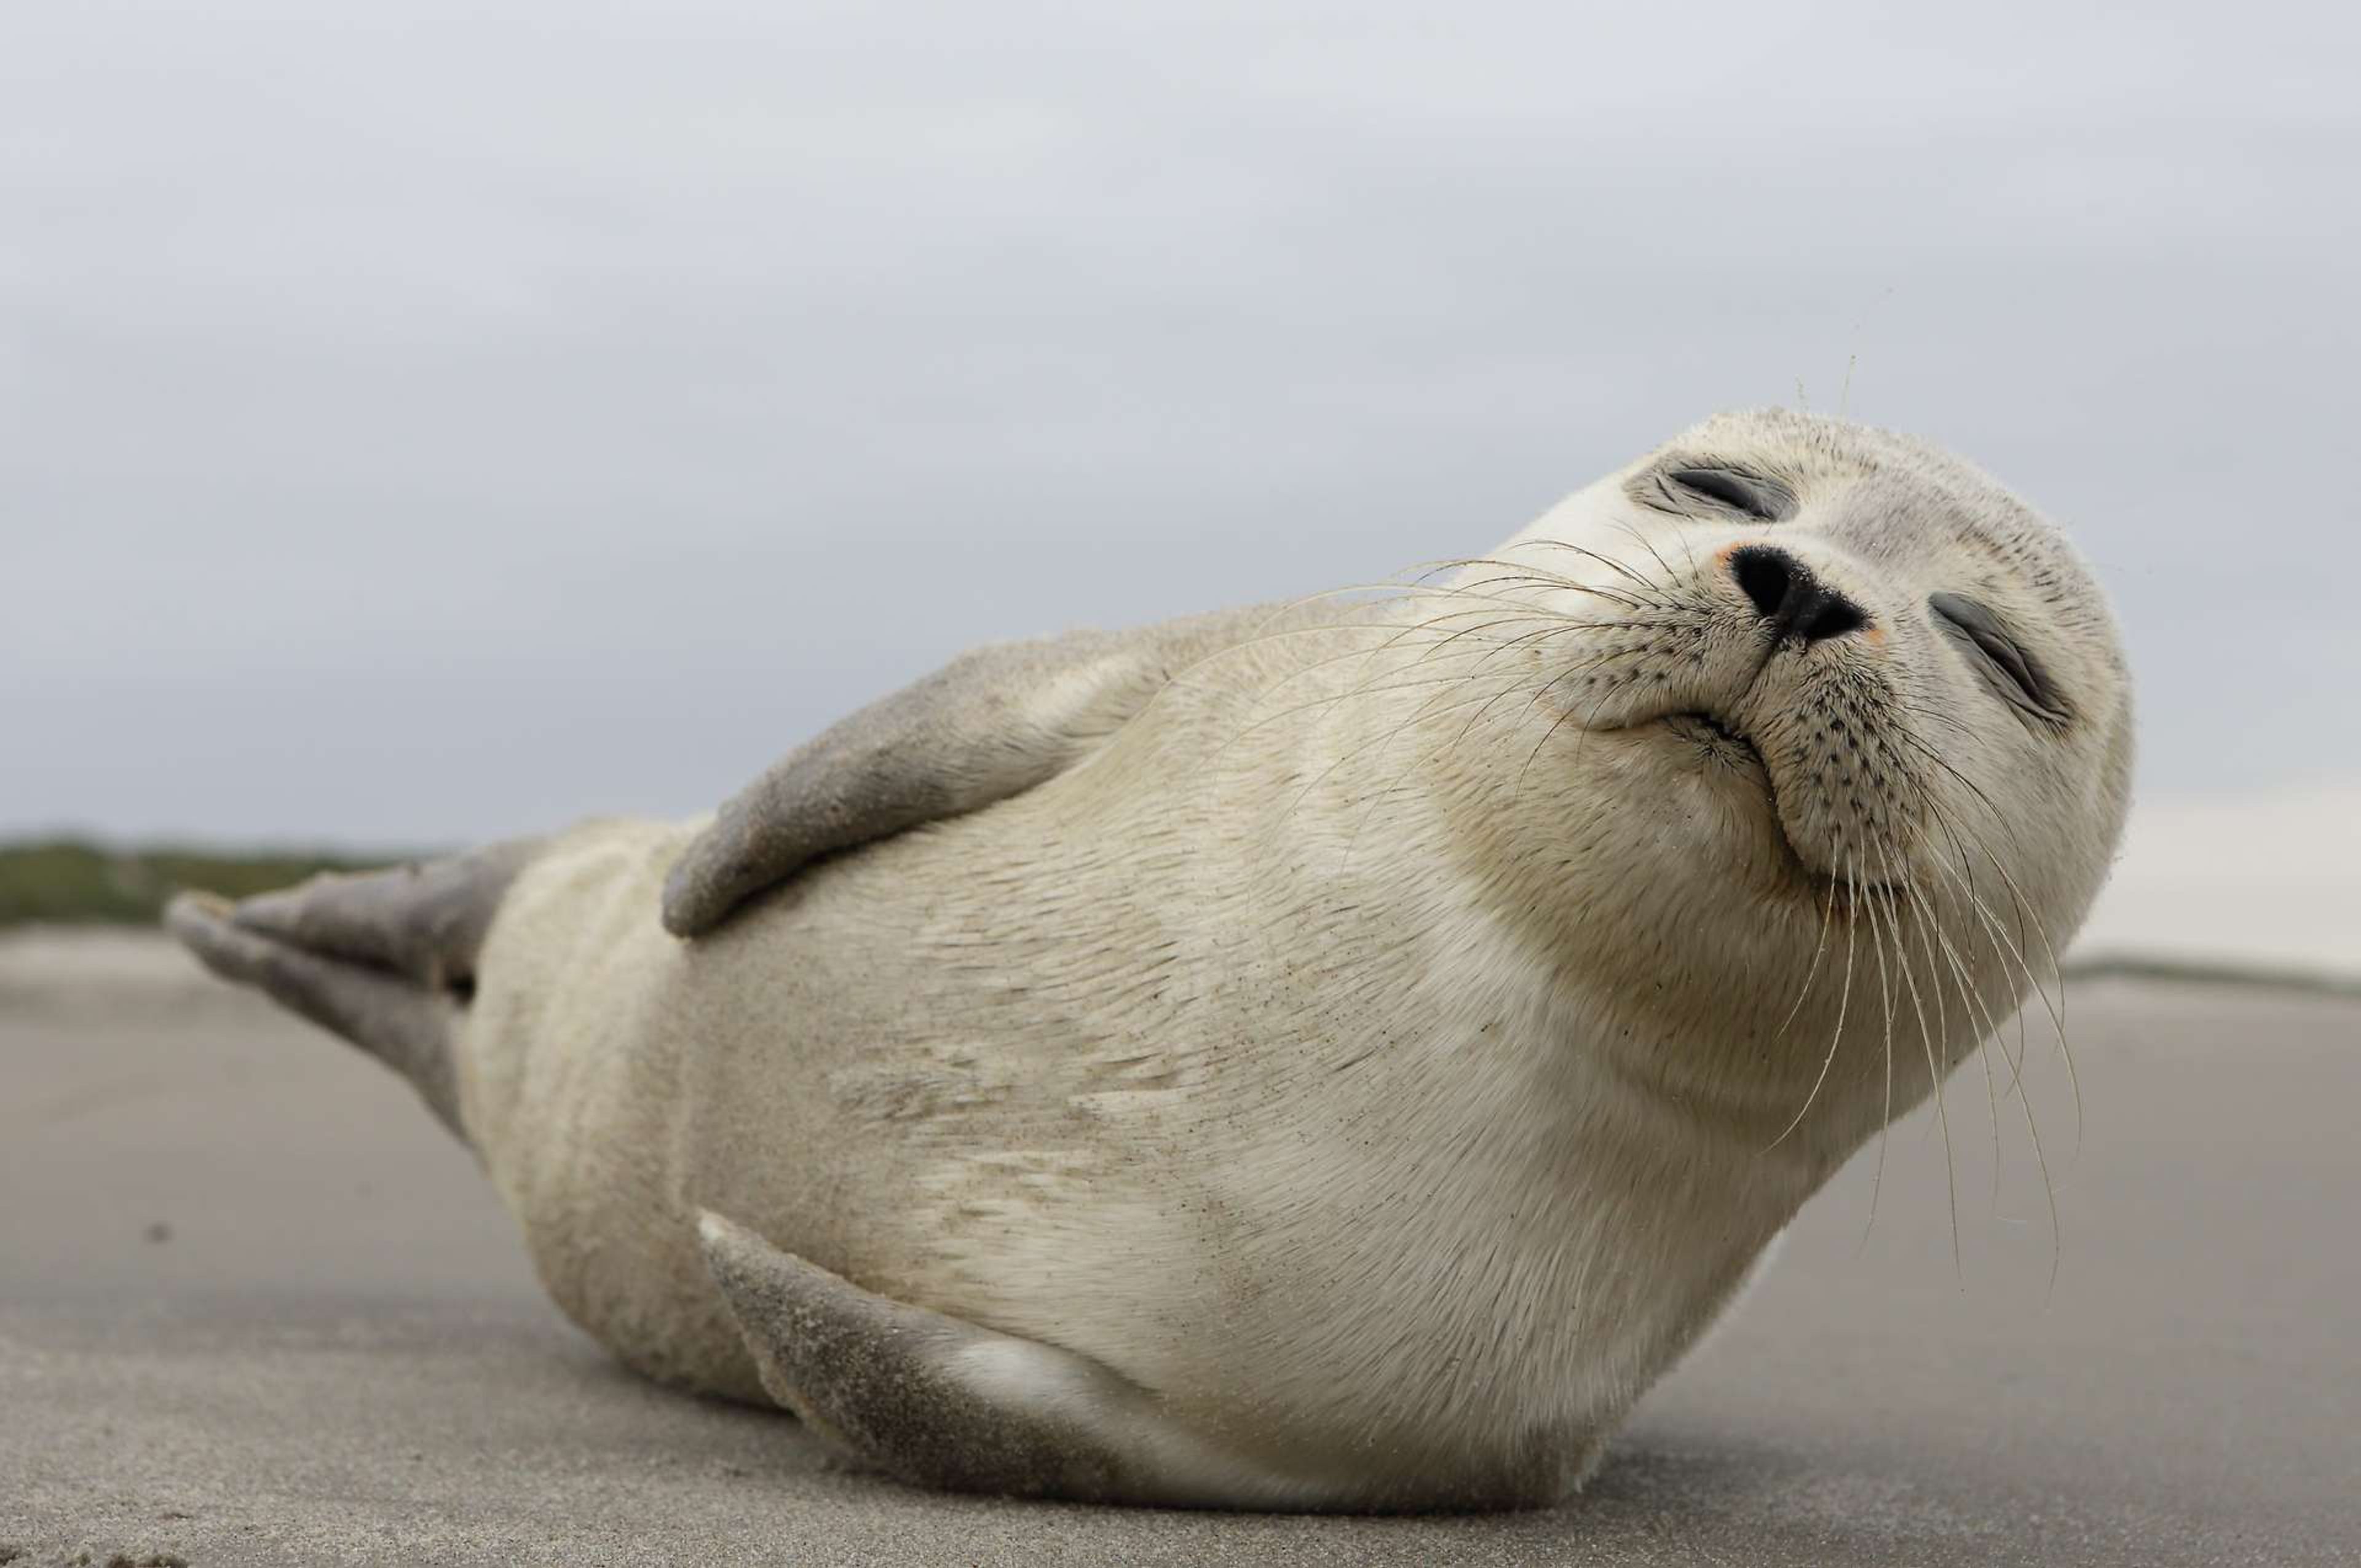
[2,931,2354,1567]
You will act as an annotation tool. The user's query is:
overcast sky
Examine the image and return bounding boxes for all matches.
[6,0,2356,846]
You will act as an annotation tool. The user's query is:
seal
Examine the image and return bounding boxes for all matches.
[167,408,2134,1511]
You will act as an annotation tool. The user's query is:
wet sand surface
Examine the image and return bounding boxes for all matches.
[2,933,2355,1566]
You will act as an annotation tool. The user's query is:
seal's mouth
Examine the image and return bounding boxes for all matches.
[1655,709,1845,890]
[1661,709,1765,773]
[1653,708,1904,903]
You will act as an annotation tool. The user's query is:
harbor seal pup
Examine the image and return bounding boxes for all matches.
[167,408,2134,1510]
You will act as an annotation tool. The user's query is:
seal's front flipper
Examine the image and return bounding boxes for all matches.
[163,842,534,1140]
[695,1211,1307,1508]
[661,602,1318,938]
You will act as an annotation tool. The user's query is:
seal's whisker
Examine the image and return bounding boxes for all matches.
[1884,727,2072,1082]
[1340,611,1584,716]
[1918,852,2073,1298]
[1610,517,1698,587]
[1854,836,1902,1255]
[1453,571,1661,616]
[1876,837,1961,1278]
[1236,574,1612,642]
[1513,538,1674,603]
[1503,613,1716,733]
[1241,580,1575,632]
[1879,771,2007,1203]
[1442,545,1656,595]
[1209,614,1675,774]
[2017,1030,2067,1302]
[1604,519,1679,586]
[1766,847,1861,1152]
[1506,622,1710,807]
[1342,623,1675,844]
[1368,620,1623,745]
[1892,845,2007,1219]
[1198,588,1674,729]
[1960,836,2082,1156]
[1407,554,1666,614]
[1886,865,1948,1252]
[1395,610,1631,686]
[1164,603,1567,710]
[1275,673,1552,836]
[1326,630,1678,841]
[1206,630,1583,764]
[1902,820,2056,1273]
[1879,737,2058,1117]
[1771,876,1840,1047]
[1217,665,1559,772]
[1345,652,1568,807]
[1900,822,2015,1089]
[1511,682,1600,804]
[1216,657,1509,742]
[1344,561,1614,606]
[1914,818,2049,1110]
[1338,673,1568,861]
[1888,693,1983,748]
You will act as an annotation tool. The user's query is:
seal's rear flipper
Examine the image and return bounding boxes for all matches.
[227,841,538,996]
[695,1211,1313,1508]
[163,843,534,1141]
[167,892,466,1136]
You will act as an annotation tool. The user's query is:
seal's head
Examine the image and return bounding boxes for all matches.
[1421,409,2134,1149]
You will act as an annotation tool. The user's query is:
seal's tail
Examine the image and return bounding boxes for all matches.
[164,841,537,1141]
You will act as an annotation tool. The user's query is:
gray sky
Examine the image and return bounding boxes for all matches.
[6,0,2356,845]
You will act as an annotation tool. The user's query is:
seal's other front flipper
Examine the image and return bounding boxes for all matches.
[695,1212,1322,1509]
[660,602,1316,938]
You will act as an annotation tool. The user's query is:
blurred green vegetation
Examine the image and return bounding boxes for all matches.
[0,839,397,929]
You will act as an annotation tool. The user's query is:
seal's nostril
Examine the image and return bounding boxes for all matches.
[1801,595,1867,642]
[1729,544,1869,644]
[1732,547,1794,622]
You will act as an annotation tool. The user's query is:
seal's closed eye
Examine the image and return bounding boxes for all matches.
[1929,591,2069,723]
[1652,465,1797,523]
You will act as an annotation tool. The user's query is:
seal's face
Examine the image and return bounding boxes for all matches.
[1452,410,2134,1123]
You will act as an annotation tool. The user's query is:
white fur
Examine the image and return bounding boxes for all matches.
[454,409,2135,1508]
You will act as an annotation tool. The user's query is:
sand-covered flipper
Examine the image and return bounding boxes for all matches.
[163,841,536,1139]
[696,1211,1290,1506]
[226,841,539,994]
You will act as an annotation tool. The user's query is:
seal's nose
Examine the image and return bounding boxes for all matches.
[1729,545,1869,644]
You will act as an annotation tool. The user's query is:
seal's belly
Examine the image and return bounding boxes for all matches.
[453,809,1134,1401]
[446,775,1638,1462]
